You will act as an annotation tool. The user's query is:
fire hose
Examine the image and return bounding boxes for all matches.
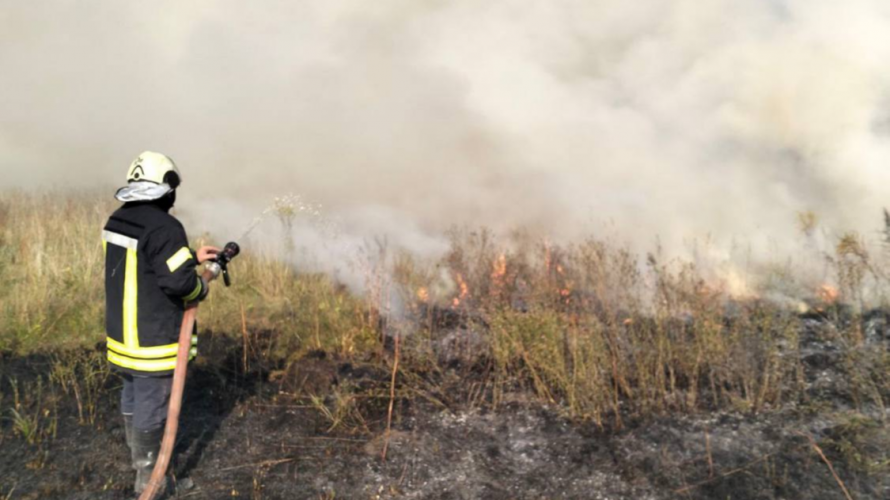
[139,242,240,500]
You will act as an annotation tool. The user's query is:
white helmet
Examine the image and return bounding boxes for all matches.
[115,151,181,202]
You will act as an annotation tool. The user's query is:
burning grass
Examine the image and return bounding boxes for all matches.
[1,191,888,427]
[392,230,811,426]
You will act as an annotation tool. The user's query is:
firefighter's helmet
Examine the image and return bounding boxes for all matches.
[115,151,181,202]
[126,151,181,187]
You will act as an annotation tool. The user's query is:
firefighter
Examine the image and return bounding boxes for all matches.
[102,151,219,494]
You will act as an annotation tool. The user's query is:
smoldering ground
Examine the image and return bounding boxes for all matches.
[3,1,890,294]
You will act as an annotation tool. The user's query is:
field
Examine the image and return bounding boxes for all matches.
[1,192,889,499]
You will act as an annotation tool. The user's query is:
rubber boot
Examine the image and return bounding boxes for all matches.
[123,414,134,449]
[132,427,168,496]
[118,414,136,473]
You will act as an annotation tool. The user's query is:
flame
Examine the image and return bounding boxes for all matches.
[491,253,507,280]
[818,284,839,304]
[453,273,469,307]
[417,287,429,303]
[720,268,757,299]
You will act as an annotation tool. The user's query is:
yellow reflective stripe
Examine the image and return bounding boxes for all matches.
[102,240,107,256]
[166,247,193,273]
[123,248,139,348]
[107,337,178,359]
[108,351,178,372]
[183,279,203,302]
[107,349,197,372]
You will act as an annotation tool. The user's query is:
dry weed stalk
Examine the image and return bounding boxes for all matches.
[381,333,400,462]
[799,432,854,500]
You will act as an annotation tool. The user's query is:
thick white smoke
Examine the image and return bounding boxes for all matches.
[2,1,890,292]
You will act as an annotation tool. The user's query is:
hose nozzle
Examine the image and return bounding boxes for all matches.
[218,242,240,266]
[206,241,241,287]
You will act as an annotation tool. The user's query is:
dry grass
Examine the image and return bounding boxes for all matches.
[0,191,111,352]
[1,190,888,427]
[0,191,374,359]
[396,230,804,426]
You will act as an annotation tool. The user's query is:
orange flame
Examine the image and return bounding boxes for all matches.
[818,284,839,304]
[417,287,429,303]
[453,273,469,307]
[491,254,507,280]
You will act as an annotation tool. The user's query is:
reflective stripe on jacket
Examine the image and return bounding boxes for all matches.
[103,202,204,376]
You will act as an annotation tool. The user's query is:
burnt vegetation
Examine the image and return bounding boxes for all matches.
[1,193,889,499]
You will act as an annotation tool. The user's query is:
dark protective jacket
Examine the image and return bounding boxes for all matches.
[102,202,205,376]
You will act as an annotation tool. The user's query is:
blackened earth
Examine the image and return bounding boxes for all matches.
[1,312,888,500]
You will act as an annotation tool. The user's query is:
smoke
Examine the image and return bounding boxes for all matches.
[3,0,890,291]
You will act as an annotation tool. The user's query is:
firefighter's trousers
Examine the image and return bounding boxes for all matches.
[121,374,173,431]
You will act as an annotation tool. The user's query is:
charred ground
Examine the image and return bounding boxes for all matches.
[1,307,888,500]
